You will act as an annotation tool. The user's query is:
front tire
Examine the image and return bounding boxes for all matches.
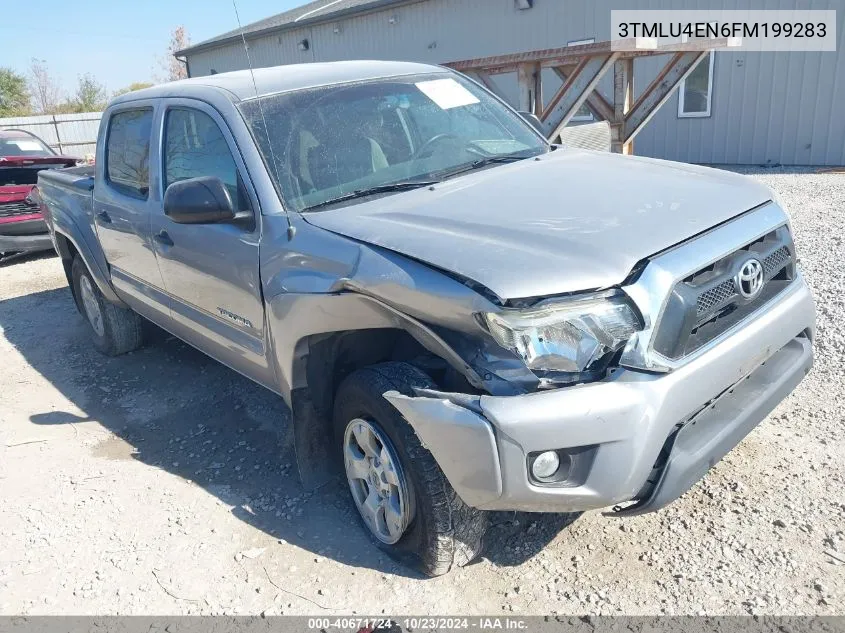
[333,362,488,576]
[71,257,143,356]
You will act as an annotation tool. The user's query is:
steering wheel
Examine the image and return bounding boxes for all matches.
[412,133,461,159]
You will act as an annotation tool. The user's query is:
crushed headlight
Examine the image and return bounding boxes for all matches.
[482,291,643,377]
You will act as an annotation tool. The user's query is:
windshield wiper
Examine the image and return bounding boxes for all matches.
[434,152,536,180]
[302,180,438,212]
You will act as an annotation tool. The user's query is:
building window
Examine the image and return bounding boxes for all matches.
[678,53,714,117]
[677,26,715,118]
[568,38,595,121]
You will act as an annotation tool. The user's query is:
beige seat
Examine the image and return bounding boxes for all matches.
[298,128,388,192]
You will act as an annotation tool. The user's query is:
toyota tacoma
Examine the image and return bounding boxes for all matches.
[37,61,815,576]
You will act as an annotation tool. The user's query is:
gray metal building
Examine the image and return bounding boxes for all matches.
[178,0,845,166]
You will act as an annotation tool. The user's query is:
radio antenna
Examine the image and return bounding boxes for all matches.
[231,0,295,239]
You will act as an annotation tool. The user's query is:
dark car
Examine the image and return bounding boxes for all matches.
[0,129,79,259]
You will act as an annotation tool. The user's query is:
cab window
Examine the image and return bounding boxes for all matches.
[163,108,251,211]
[106,108,153,198]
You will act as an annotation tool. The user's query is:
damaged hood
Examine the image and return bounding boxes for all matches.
[303,149,773,300]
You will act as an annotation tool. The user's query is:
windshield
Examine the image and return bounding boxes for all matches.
[0,135,55,158]
[238,72,548,212]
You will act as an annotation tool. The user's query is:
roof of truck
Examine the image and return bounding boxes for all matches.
[110,60,444,106]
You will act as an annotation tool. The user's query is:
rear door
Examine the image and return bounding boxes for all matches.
[150,99,270,386]
[94,104,169,321]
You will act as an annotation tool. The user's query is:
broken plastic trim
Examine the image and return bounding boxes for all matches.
[411,387,483,414]
[383,389,503,508]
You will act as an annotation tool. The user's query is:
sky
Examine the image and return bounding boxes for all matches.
[2,0,308,96]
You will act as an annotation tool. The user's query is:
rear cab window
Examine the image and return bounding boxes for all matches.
[105,109,153,199]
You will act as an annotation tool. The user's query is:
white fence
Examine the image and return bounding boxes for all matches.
[0,111,102,157]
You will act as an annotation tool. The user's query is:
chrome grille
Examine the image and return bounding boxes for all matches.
[0,201,38,219]
[763,246,790,277]
[696,279,736,316]
[652,225,796,360]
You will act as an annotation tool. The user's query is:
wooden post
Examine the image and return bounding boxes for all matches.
[541,53,618,142]
[445,38,727,154]
[533,64,544,117]
[611,58,634,154]
[622,51,709,149]
[552,67,614,121]
[517,63,539,113]
[53,115,64,154]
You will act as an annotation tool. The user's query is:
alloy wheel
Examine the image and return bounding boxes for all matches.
[343,418,413,544]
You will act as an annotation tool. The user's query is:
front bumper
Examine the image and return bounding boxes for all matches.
[0,218,52,254]
[0,231,53,255]
[0,214,53,253]
[386,276,815,514]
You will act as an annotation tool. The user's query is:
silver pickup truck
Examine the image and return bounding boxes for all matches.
[38,60,815,576]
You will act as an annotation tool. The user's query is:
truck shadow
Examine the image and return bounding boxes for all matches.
[0,249,57,268]
[1,286,580,579]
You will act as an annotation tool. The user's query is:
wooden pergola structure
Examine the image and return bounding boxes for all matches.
[446,38,733,154]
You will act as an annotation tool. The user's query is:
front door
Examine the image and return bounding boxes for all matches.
[94,104,169,321]
[150,100,271,387]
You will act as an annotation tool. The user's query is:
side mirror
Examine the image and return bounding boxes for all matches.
[518,111,545,135]
[163,176,235,224]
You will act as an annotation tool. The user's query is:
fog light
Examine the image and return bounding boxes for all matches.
[531,451,560,480]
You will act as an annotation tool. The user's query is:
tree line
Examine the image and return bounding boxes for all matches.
[0,26,189,117]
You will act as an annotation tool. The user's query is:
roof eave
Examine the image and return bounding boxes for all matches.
[175,0,417,58]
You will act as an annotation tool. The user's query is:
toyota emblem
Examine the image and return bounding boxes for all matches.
[735,258,765,299]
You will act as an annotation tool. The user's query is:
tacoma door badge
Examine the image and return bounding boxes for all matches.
[217,307,253,328]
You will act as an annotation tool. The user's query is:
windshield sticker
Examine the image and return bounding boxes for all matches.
[415,78,480,110]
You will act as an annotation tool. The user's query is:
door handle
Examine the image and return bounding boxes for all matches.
[153,230,174,247]
[96,210,111,224]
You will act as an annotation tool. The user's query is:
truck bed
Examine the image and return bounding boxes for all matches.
[38,165,95,191]
[38,166,96,231]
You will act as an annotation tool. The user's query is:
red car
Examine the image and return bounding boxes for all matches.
[0,129,79,259]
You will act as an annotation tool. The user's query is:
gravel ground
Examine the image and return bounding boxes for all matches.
[0,167,843,616]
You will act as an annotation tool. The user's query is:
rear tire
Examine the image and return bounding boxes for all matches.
[333,361,488,576]
[71,257,143,356]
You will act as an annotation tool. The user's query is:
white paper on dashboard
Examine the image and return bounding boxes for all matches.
[10,140,43,151]
[415,78,480,110]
